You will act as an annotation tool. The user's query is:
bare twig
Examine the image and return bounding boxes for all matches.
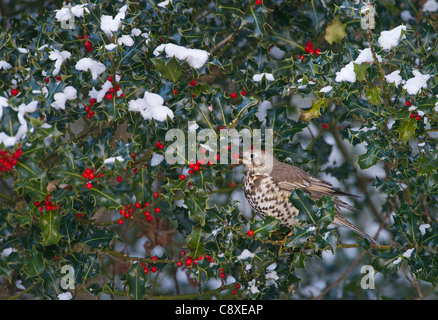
[312,250,367,300]
[401,265,424,300]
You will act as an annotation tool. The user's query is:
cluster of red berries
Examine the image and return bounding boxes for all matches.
[156,141,164,150]
[188,80,198,98]
[0,148,22,174]
[409,112,422,121]
[321,123,343,130]
[299,41,321,60]
[82,168,104,189]
[34,195,58,212]
[139,257,159,274]
[229,90,247,99]
[406,101,422,121]
[78,34,93,51]
[85,98,97,119]
[105,76,123,100]
[179,250,214,267]
[116,199,161,225]
[44,76,62,83]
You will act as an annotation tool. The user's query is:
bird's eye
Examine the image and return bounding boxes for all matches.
[250,153,255,159]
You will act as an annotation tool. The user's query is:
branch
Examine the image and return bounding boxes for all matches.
[401,265,424,300]
[312,250,367,300]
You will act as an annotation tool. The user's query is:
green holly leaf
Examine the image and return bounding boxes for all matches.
[39,211,63,246]
[299,99,328,123]
[353,62,370,82]
[357,143,384,169]
[125,262,148,300]
[24,247,45,278]
[397,118,417,144]
[324,17,346,44]
[240,5,271,40]
[151,56,183,82]
[366,87,383,105]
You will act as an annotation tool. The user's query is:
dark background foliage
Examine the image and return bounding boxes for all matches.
[0,0,437,300]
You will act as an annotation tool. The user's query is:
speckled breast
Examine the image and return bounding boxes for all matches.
[244,171,300,227]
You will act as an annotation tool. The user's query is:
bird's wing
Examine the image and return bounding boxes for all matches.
[271,162,361,213]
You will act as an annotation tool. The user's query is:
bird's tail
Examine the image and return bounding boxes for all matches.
[333,214,379,245]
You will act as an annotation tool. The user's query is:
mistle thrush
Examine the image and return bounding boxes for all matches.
[242,148,379,245]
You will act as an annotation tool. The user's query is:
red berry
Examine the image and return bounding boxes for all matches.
[88,172,95,179]
[180,250,186,256]
[120,209,125,215]
[82,172,89,179]
[230,92,237,98]
[151,266,158,273]
[144,202,150,207]
[315,48,321,55]
[118,219,124,225]
[85,106,91,112]
[180,174,186,180]
[135,202,141,208]
[45,77,50,83]
[56,76,62,82]
[84,41,91,47]
[188,169,194,175]
[235,283,241,289]
[34,201,40,207]
[186,258,192,266]
[231,289,237,295]
[255,0,262,4]
[410,113,415,118]
[153,192,159,198]
[299,55,305,60]
[193,164,200,171]
[154,207,161,213]
[146,215,153,221]
[240,90,247,96]
[415,115,421,121]
[219,272,226,278]
[173,88,178,95]
[189,163,195,169]
[322,123,329,129]
[405,101,411,106]
[106,93,113,100]
[248,230,254,237]
[109,87,115,94]
[90,98,96,104]
[86,182,92,189]
[11,89,18,96]
[13,149,22,159]
[117,176,123,182]
[124,212,131,218]
[108,76,113,82]
[176,261,183,267]
[85,45,93,51]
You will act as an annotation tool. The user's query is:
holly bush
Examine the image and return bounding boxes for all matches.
[0,0,437,300]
